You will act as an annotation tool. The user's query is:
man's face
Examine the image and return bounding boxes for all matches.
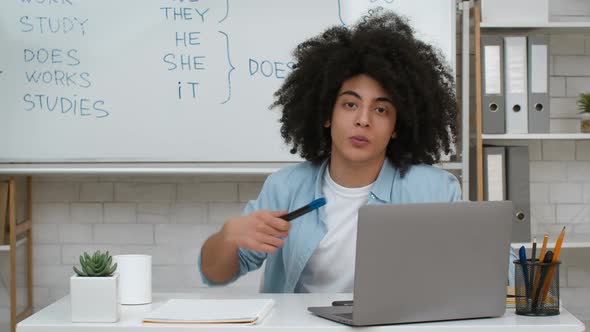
[327,74,397,167]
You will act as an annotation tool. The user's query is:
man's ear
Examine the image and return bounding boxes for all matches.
[324,120,331,128]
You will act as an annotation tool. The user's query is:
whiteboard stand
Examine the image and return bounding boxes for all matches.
[2,177,34,332]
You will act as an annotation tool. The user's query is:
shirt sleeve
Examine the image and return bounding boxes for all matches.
[197,172,280,286]
[507,246,518,287]
[447,172,462,202]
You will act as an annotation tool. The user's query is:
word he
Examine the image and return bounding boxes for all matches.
[160,7,209,22]
[24,48,80,66]
[21,0,73,4]
[20,16,88,36]
[26,70,91,88]
[175,31,201,47]
[163,53,205,71]
[249,58,295,79]
[23,93,109,118]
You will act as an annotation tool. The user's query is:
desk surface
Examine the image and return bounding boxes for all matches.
[17,292,585,332]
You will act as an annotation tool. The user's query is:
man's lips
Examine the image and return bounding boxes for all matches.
[349,135,370,146]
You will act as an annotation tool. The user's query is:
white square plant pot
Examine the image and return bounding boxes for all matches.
[70,274,119,323]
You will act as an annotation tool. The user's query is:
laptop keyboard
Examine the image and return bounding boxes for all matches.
[335,312,353,320]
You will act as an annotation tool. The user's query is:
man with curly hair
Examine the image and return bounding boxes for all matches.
[199,10,496,293]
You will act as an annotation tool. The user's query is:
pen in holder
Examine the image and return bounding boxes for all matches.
[514,259,560,316]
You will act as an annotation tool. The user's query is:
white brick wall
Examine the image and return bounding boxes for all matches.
[555,56,590,76]
[543,141,576,160]
[550,77,566,97]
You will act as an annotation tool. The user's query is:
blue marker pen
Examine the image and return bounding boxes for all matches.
[519,245,530,299]
[282,198,327,222]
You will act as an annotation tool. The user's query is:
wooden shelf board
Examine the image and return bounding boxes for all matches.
[481,22,590,28]
[0,237,27,252]
[482,133,590,140]
[512,235,590,249]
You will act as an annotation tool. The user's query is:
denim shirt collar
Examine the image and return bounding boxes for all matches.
[313,158,397,205]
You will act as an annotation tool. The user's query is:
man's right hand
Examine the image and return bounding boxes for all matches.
[221,210,290,254]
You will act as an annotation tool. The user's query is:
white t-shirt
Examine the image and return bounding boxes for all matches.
[294,168,374,293]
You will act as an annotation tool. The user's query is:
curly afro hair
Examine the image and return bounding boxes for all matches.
[271,9,458,177]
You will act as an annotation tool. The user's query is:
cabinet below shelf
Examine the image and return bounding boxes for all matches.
[482,133,590,140]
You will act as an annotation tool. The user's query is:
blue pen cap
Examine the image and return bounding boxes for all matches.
[308,197,327,210]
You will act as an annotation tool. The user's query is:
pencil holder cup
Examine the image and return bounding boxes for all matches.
[513,259,560,316]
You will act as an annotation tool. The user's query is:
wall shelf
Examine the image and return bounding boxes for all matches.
[0,163,296,175]
[481,22,590,29]
[482,133,590,140]
[0,237,26,252]
[512,234,590,249]
[0,161,463,174]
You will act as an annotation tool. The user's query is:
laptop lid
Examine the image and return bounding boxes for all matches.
[350,201,513,326]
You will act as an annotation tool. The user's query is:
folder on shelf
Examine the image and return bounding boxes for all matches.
[143,298,274,325]
[481,35,506,134]
[505,146,531,242]
[483,146,506,201]
[0,182,8,245]
[504,36,529,133]
[528,35,550,133]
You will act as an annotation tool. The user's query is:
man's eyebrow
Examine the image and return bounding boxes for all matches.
[375,97,394,105]
[338,91,394,105]
[338,90,362,99]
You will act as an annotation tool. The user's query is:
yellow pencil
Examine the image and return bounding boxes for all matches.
[532,234,549,303]
[538,227,566,305]
[538,234,549,262]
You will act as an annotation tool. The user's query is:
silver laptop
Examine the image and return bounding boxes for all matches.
[308,201,513,326]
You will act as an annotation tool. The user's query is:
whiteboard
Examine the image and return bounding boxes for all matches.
[0,0,455,163]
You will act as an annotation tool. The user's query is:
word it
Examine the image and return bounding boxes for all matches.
[177,81,199,99]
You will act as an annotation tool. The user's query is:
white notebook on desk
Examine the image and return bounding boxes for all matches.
[143,298,275,324]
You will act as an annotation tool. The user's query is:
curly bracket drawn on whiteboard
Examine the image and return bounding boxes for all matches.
[218,31,235,104]
[337,0,346,26]
[218,0,230,23]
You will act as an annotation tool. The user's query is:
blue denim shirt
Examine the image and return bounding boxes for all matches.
[198,159,516,292]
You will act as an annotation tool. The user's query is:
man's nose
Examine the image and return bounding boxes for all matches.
[355,108,370,127]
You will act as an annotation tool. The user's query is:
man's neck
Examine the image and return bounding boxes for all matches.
[328,156,385,188]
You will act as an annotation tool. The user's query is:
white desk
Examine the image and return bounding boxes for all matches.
[17,292,585,332]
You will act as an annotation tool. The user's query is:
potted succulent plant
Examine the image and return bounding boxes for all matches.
[577,92,590,133]
[70,250,119,322]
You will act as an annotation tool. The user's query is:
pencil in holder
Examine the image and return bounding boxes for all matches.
[513,259,560,316]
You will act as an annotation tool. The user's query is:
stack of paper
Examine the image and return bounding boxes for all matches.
[143,299,275,324]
